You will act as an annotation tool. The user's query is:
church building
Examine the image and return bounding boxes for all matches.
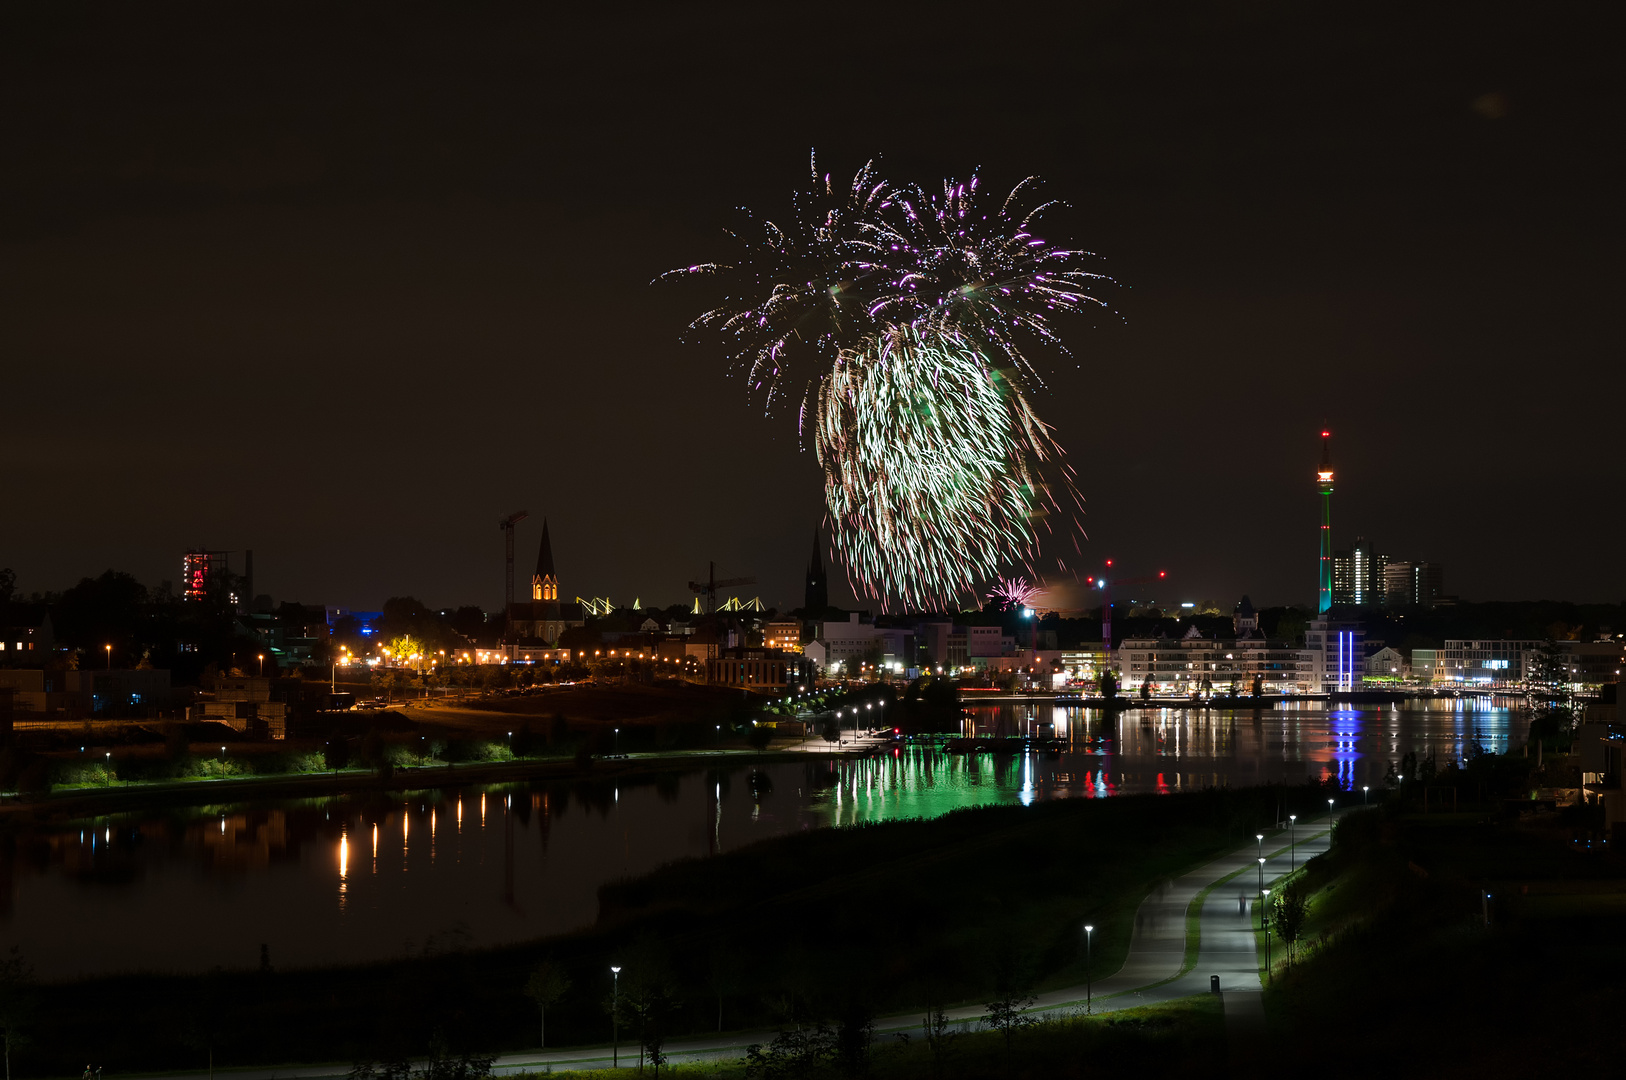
[507,519,584,646]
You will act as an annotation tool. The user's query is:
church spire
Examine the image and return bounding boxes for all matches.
[532,518,558,602]
[804,525,829,612]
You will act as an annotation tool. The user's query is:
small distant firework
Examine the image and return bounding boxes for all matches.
[664,154,1107,608]
[988,575,1041,611]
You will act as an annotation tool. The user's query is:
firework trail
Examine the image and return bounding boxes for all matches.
[664,155,1106,608]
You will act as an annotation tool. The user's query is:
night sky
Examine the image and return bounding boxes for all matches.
[4,2,1620,612]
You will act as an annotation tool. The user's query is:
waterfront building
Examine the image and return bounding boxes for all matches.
[1405,638,1622,688]
[1365,646,1407,682]
[1118,625,1316,694]
[1306,617,1365,692]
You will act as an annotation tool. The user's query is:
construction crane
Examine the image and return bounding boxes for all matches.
[498,510,529,655]
[1086,560,1168,650]
[688,561,755,615]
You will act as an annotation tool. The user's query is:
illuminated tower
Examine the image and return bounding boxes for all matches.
[1316,429,1334,615]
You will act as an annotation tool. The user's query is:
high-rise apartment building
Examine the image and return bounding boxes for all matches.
[1332,537,1390,607]
[1383,561,1445,610]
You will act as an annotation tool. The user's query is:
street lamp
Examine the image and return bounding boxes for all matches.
[1255,832,1265,921]
[1363,785,1369,806]
[614,727,619,755]
[610,966,622,1067]
[105,644,112,670]
[1328,797,1335,818]
[1083,923,1094,1014]
[1289,814,1297,872]
[219,745,227,780]
[1262,888,1272,978]
[1257,858,1266,929]
[258,653,265,676]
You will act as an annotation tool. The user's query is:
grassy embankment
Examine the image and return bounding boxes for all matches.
[16,787,1294,1074]
[1255,802,1626,1076]
[510,997,1225,1080]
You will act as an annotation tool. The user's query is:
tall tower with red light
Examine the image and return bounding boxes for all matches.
[1316,429,1334,615]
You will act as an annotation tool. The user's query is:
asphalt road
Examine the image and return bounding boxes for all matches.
[144,812,1343,1078]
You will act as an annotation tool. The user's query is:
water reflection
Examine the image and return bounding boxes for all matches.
[0,701,1522,980]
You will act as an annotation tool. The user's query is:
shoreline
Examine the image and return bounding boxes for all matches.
[0,744,859,822]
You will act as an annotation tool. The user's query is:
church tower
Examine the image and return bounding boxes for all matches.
[804,527,829,613]
[532,518,559,606]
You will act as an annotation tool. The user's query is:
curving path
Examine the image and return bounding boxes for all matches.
[143,813,1344,1078]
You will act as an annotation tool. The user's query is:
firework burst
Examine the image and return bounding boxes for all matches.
[987,575,1042,610]
[815,325,1069,609]
[665,155,1106,608]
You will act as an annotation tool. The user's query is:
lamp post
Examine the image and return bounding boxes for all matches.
[1328,797,1334,819]
[1256,833,1265,926]
[1289,814,1297,872]
[1083,923,1094,1014]
[105,644,112,670]
[219,745,226,780]
[610,966,621,1067]
[614,727,619,756]
[1363,785,1369,806]
[1262,888,1272,979]
[1257,858,1266,929]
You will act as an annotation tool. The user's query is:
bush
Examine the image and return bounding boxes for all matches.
[446,739,515,764]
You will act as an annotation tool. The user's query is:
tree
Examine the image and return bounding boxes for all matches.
[613,939,680,1075]
[0,568,14,605]
[921,1006,956,1079]
[1139,675,1152,700]
[744,1024,837,1080]
[524,959,572,1049]
[1252,674,1264,698]
[1097,667,1118,702]
[835,999,875,1077]
[0,947,34,1080]
[819,715,841,747]
[1273,881,1309,964]
[708,944,749,1032]
[1272,609,1309,646]
[323,733,351,772]
[982,990,1036,1055]
[387,635,427,672]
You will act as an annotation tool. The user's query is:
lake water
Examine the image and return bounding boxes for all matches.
[1,699,1524,980]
